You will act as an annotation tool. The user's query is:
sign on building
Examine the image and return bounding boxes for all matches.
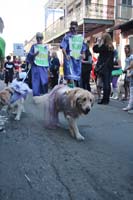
[13,43,24,56]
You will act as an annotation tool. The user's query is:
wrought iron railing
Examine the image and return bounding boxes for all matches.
[44,3,114,42]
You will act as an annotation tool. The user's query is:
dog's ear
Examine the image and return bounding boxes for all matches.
[68,89,82,108]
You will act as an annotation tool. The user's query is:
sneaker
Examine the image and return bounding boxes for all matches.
[122,107,132,111]
[113,96,118,100]
[111,96,118,100]
[111,94,118,99]
[122,97,128,101]
[128,110,133,114]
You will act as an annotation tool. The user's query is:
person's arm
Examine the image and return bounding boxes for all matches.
[81,41,87,60]
[113,58,122,69]
[93,44,99,53]
[26,45,38,65]
[62,48,70,60]
[93,40,106,53]
[126,60,133,70]
[60,35,70,60]
[29,45,39,58]
[93,38,102,53]
[82,49,92,64]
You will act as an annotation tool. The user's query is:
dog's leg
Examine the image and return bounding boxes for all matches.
[15,99,24,121]
[22,105,25,113]
[66,115,85,141]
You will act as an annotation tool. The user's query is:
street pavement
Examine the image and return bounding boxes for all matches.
[0,81,133,200]
[0,80,6,90]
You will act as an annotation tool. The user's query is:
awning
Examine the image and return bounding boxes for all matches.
[45,18,114,44]
[78,18,114,36]
[109,19,133,31]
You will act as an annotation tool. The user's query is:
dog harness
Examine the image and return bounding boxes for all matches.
[9,79,32,104]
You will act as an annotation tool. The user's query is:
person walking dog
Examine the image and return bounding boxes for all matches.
[27,32,49,96]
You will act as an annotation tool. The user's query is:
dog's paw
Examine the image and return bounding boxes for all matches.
[76,134,85,141]
[14,116,20,121]
[12,111,17,115]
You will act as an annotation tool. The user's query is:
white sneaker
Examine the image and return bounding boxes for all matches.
[122,107,132,111]
[113,96,118,100]
[111,94,118,100]
[128,110,133,114]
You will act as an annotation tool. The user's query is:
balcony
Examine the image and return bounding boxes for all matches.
[116,4,133,20]
[44,3,114,42]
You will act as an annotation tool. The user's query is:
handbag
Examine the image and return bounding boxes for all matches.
[94,63,105,74]
[112,68,123,76]
[94,55,112,75]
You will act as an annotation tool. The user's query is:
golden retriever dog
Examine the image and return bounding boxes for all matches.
[34,85,94,141]
[0,79,32,120]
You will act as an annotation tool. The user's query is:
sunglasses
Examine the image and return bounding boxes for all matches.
[36,37,43,40]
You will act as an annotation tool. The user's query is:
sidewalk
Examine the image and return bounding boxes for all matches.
[90,81,133,112]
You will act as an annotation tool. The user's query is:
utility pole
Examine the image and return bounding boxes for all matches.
[64,0,67,29]
[83,0,86,37]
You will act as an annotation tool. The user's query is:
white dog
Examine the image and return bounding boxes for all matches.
[0,79,32,120]
[34,85,94,141]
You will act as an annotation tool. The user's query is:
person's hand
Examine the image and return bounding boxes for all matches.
[34,51,39,57]
[82,59,86,63]
[66,55,70,60]
[127,73,131,77]
[80,54,85,60]
[123,69,127,74]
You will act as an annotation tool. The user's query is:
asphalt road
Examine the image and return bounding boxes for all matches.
[0,91,133,200]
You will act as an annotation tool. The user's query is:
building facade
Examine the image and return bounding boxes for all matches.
[24,0,133,65]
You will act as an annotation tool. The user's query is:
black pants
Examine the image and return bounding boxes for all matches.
[5,71,13,84]
[81,71,91,91]
[50,75,58,88]
[101,70,111,102]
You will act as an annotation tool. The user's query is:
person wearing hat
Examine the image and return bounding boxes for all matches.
[60,21,86,87]
[26,32,49,96]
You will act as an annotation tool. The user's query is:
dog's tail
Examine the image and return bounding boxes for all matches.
[33,94,52,126]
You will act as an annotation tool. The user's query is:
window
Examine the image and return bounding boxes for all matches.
[85,0,91,5]
[122,0,126,4]
[122,0,132,5]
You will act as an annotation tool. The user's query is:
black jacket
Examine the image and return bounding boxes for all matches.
[82,48,92,74]
[93,44,114,73]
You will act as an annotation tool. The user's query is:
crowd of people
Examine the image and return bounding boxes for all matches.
[1,20,133,113]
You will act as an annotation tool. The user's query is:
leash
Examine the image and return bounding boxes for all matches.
[22,64,31,83]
